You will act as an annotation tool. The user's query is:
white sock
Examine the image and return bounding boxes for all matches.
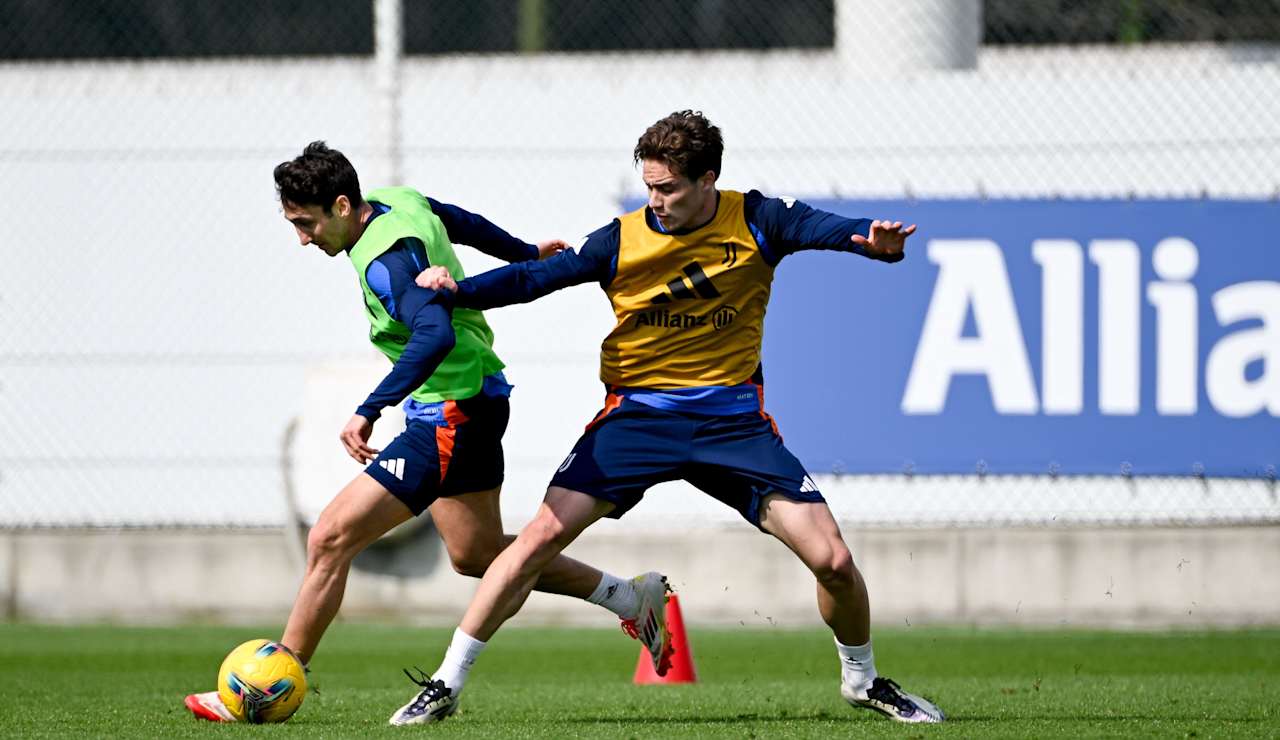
[586,573,640,619]
[835,637,877,692]
[431,628,486,693]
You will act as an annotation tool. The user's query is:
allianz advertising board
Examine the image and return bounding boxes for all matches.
[757,199,1278,477]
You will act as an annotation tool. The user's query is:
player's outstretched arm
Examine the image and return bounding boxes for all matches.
[418,266,458,293]
[426,198,568,263]
[851,220,917,263]
[535,239,569,260]
[745,191,916,264]
[416,237,613,311]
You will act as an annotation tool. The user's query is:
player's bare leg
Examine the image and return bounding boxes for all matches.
[187,474,409,722]
[388,487,616,725]
[282,473,413,664]
[429,485,669,661]
[429,486,604,598]
[458,486,615,639]
[760,494,943,723]
[759,494,868,644]
[431,485,671,664]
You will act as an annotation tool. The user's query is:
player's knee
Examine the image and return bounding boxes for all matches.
[515,511,572,566]
[449,557,492,579]
[812,545,856,588]
[523,511,568,550]
[448,544,500,578]
[306,519,355,567]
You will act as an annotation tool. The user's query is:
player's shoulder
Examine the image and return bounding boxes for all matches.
[744,190,814,232]
[584,218,621,242]
[368,185,428,206]
[570,219,622,283]
[579,219,621,256]
[743,189,802,213]
[370,238,429,278]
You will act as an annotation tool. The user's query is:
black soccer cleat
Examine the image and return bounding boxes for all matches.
[388,667,458,725]
[842,676,945,723]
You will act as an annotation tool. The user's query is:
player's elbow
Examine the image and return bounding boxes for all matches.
[413,306,456,353]
[436,326,457,355]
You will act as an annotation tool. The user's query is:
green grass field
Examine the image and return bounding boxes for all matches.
[1,623,1276,738]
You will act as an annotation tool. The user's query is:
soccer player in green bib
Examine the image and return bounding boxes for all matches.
[183,142,671,723]
[407,112,945,725]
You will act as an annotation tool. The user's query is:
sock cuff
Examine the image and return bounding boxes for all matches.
[835,635,877,689]
[835,636,875,669]
[587,573,625,605]
[448,628,487,664]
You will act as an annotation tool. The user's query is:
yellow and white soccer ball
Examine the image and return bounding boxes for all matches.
[217,639,307,723]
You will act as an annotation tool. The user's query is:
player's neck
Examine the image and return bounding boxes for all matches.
[689,190,720,231]
[347,201,376,249]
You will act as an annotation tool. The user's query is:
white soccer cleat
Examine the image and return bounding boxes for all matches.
[619,572,674,676]
[388,669,458,726]
[184,690,237,722]
[842,676,945,723]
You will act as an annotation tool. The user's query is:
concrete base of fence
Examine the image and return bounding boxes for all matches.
[2,525,1276,628]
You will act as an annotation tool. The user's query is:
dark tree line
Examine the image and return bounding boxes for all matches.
[3,1,1275,60]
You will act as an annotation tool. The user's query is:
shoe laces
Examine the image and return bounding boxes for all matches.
[303,665,321,696]
[401,667,450,713]
[867,677,916,714]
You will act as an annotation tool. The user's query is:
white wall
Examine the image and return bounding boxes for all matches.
[7,526,1278,628]
[1,41,1278,526]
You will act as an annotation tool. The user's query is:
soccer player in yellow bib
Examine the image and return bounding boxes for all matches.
[400,111,944,725]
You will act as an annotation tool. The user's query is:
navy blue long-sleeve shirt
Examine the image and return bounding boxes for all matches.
[353,198,537,420]
[425,197,539,263]
[453,190,873,310]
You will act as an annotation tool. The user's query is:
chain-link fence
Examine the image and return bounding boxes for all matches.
[1,0,1277,529]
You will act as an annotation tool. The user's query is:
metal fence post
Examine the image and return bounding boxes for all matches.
[374,0,403,185]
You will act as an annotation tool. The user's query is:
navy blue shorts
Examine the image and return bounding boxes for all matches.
[364,393,509,516]
[549,396,823,528]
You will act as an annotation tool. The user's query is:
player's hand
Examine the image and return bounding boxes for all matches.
[536,239,569,260]
[415,265,457,292]
[851,219,916,263]
[339,414,380,464]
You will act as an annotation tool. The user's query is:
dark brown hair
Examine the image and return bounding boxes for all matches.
[273,141,362,214]
[633,110,723,181]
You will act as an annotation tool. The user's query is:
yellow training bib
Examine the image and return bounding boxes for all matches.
[600,190,774,388]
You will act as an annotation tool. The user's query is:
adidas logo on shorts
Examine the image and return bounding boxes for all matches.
[378,457,406,481]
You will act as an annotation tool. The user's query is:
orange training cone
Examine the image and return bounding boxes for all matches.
[633,594,697,684]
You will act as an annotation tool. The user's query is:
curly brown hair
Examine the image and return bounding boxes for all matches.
[273,141,362,214]
[633,110,723,181]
